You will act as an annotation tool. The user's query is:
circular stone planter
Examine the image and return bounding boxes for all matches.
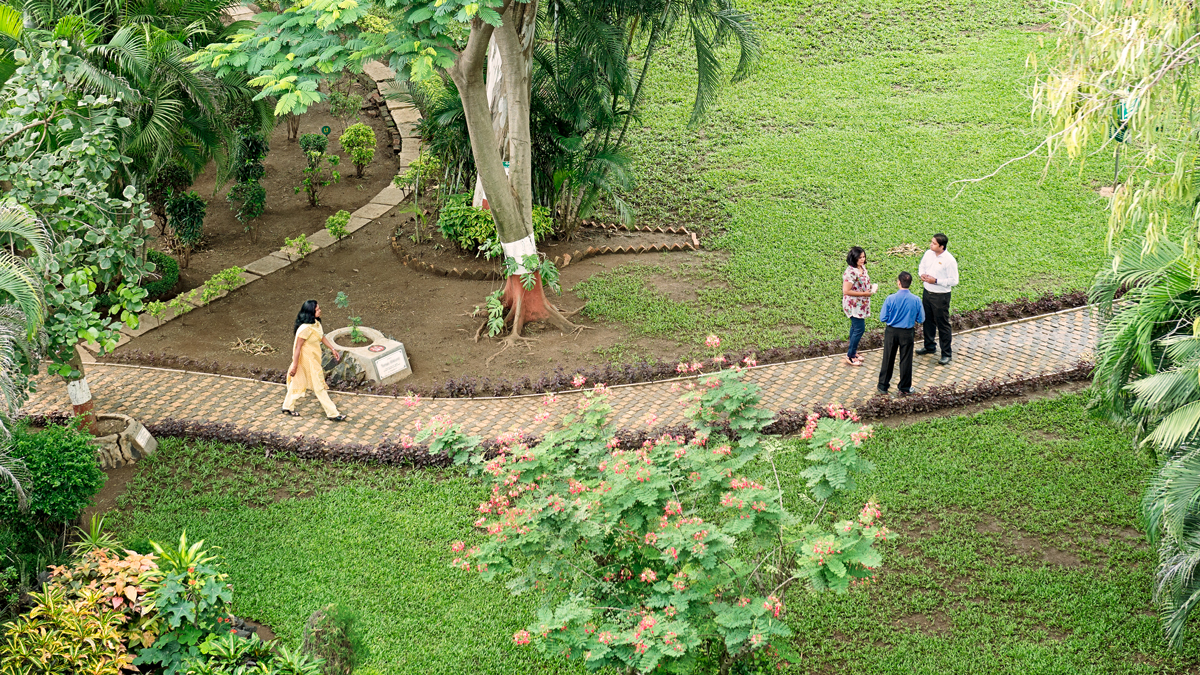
[325,326,412,385]
[90,413,157,469]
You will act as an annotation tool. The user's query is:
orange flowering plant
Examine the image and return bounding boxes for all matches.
[421,368,891,674]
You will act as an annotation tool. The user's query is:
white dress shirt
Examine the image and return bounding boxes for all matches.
[918,249,958,294]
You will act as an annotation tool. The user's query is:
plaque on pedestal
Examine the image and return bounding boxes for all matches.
[326,326,412,385]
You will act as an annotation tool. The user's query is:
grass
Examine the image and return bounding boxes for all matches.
[104,394,1199,673]
[577,0,1111,353]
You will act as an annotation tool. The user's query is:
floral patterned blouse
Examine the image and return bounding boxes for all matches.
[843,266,871,319]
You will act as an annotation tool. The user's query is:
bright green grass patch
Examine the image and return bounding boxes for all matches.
[106,395,1196,673]
[580,0,1110,351]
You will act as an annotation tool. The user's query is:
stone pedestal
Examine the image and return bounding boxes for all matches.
[91,414,158,469]
[326,327,412,385]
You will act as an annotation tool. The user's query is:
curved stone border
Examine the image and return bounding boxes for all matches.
[389,223,700,281]
[99,60,421,354]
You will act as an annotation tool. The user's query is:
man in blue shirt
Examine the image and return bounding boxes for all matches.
[877,271,925,396]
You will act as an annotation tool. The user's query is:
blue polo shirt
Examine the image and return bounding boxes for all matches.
[878,289,925,329]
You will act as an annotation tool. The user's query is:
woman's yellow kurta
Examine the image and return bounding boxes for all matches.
[287,322,327,396]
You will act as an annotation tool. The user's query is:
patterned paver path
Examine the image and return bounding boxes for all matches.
[20,306,1098,446]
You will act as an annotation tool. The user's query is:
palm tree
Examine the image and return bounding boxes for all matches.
[0,202,53,513]
[1143,444,1200,650]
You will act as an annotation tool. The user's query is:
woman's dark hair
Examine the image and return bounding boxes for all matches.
[846,246,865,267]
[294,300,318,334]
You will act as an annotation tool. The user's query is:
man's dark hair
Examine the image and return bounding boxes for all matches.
[846,246,864,267]
[934,233,948,250]
[898,271,912,288]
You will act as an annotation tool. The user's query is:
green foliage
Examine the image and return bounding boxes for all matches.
[333,293,365,344]
[502,254,561,294]
[233,128,270,185]
[187,633,323,675]
[394,150,442,196]
[226,180,266,236]
[484,289,504,338]
[338,123,375,178]
[418,369,884,673]
[143,250,180,299]
[333,292,349,310]
[438,198,553,254]
[166,191,208,268]
[296,135,341,207]
[327,91,363,132]
[169,268,247,312]
[146,163,194,230]
[325,210,351,241]
[134,533,234,675]
[0,586,135,674]
[300,604,363,675]
[0,424,104,547]
[0,44,154,377]
[283,235,313,258]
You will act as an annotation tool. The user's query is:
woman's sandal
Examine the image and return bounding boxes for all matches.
[280,409,300,417]
[327,415,348,422]
[843,356,862,367]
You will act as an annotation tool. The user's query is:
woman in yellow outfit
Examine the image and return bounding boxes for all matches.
[281,300,348,421]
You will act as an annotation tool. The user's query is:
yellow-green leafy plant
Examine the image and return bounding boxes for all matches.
[0,585,135,674]
[283,234,313,259]
[338,123,375,178]
[325,210,351,241]
[49,547,164,649]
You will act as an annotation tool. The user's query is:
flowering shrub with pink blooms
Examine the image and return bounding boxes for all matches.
[418,369,889,674]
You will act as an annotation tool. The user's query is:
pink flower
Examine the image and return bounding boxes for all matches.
[533,411,551,423]
[542,393,558,406]
[645,414,659,427]
[451,541,465,553]
[676,362,689,374]
[742,356,757,367]
[398,434,414,449]
[597,631,615,645]
[664,500,683,516]
[639,614,657,631]
[712,355,727,364]
[644,532,657,545]
[640,568,658,583]
[513,630,531,645]
[763,595,784,618]
[401,392,420,407]
[705,335,721,349]
[572,374,586,388]
[688,361,703,372]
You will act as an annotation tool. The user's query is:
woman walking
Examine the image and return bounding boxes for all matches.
[282,300,348,421]
[842,246,877,366]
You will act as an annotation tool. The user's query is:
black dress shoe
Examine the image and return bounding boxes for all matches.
[899,388,918,397]
[915,347,937,356]
[938,355,952,366]
[876,387,890,396]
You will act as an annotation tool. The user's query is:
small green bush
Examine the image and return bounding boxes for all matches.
[143,249,179,299]
[339,123,375,178]
[301,603,365,675]
[325,210,351,240]
[394,150,440,195]
[165,191,207,268]
[436,195,554,253]
[299,133,328,155]
[0,424,104,547]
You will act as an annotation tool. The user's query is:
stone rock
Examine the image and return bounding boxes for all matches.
[322,348,368,387]
[91,414,157,469]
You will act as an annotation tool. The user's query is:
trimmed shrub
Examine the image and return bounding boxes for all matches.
[325,210,351,241]
[299,133,328,155]
[0,423,103,546]
[143,249,179,299]
[338,123,375,178]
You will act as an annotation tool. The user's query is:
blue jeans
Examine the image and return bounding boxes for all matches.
[847,317,865,359]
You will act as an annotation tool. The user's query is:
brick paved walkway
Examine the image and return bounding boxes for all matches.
[21,307,1097,445]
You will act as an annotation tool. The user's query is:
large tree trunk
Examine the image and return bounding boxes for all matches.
[451,2,577,341]
[63,348,98,435]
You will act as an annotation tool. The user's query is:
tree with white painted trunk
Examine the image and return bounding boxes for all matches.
[194,0,758,345]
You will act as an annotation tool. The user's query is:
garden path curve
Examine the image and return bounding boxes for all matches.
[21,306,1098,445]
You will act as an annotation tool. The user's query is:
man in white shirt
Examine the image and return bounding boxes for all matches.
[914,233,958,365]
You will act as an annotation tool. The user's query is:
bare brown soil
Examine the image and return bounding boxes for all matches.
[110,201,696,388]
[168,88,399,293]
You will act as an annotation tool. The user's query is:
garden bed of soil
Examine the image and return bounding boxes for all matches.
[106,201,698,388]
[162,88,399,294]
[390,192,696,277]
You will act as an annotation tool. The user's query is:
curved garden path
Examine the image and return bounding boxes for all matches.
[21,306,1098,445]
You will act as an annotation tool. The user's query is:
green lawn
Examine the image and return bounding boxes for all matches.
[578,0,1110,352]
[104,395,1200,673]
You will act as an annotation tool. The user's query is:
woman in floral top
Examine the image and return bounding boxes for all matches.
[842,246,877,366]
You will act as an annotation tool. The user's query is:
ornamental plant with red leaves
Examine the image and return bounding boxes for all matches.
[419,368,890,675]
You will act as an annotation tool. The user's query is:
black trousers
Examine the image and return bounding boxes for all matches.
[878,325,914,392]
[922,290,952,356]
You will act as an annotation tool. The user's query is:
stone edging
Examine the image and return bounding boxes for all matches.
[390,222,700,281]
[92,60,420,355]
